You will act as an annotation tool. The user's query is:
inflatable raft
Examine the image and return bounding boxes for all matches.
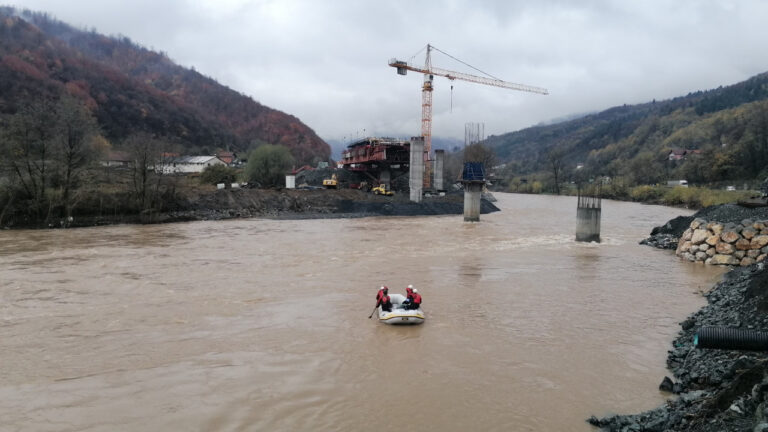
[378,293,425,325]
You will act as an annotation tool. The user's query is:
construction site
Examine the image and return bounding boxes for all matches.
[289,43,547,222]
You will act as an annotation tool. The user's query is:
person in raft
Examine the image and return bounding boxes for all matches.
[408,288,422,310]
[403,285,415,307]
[376,286,392,312]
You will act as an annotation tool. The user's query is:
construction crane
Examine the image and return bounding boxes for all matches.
[389,44,548,188]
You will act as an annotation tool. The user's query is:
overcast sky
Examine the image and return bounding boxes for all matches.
[12,0,768,145]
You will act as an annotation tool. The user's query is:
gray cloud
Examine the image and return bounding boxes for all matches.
[13,0,768,143]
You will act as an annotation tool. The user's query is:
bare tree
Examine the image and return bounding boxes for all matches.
[52,96,99,221]
[463,142,496,168]
[124,132,160,210]
[547,148,566,195]
[2,100,56,216]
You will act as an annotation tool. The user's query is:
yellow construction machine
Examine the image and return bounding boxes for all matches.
[323,173,338,189]
[372,184,394,196]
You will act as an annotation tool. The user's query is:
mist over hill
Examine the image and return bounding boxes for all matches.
[0,7,329,164]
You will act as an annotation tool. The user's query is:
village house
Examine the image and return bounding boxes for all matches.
[668,149,702,161]
[101,151,132,167]
[156,155,226,175]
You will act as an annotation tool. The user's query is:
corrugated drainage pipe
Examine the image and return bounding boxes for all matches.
[694,326,768,351]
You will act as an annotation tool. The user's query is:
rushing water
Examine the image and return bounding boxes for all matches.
[0,193,724,431]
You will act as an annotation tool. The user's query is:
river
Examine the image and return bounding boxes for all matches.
[0,193,724,431]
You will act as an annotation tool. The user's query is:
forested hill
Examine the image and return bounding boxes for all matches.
[486,71,768,185]
[0,7,329,163]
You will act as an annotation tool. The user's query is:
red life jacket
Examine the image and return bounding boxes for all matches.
[406,288,414,301]
[376,291,384,302]
[412,293,422,306]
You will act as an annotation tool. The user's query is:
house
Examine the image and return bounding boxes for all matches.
[156,155,226,174]
[216,151,236,165]
[668,149,701,161]
[101,151,132,167]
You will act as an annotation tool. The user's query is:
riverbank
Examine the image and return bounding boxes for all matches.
[1,188,500,229]
[591,204,768,432]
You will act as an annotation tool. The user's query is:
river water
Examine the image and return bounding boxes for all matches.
[0,193,724,431]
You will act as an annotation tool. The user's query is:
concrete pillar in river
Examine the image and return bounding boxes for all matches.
[461,162,485,222]
[463,182,483,222]
[575,192,601,242]
[434,149,445,191]
[409,136,424,203]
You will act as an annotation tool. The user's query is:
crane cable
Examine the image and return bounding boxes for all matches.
[429,45,503,81]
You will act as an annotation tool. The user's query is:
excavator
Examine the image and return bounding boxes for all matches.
[323,173,338,189]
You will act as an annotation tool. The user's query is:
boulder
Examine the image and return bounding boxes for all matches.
[707,248,717,257]
[742,219,755,227]
[748,249,761,258]
[736,238,752,250]
[721,230,741,244]
[706,235,720,246]
[690,244,699,253]
[682,228,693,241]
[716,242,736,254]
[763,245,768,254]
[754,221,766,230]
[691,219,706,230]
[763,229,768,235]
[696,251,708,261]
[699,243,709,251]
[691,229,710,244]
[682,252,696,262]
[741,257,756,266]
[710,254,741,265]
[678,241,692,253]
[735,250,746,259]
[759,254,767,263]
[743,227,758,240]
[752,235,768,249]
[708,222,724,235]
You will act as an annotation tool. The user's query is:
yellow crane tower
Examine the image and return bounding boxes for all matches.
[389,44,548,188]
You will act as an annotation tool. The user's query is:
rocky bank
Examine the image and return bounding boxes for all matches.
[592,204,768,432]
[3,188,500,229]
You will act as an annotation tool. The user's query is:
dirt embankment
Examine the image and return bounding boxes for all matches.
[13,188,499,229]
[592,204,768,432]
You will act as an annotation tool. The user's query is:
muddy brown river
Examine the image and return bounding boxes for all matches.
[0,193,724,431]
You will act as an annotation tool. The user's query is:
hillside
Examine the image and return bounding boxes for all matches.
[486,71,768,187]
[0,7,329,163]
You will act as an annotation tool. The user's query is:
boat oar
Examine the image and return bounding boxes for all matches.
[368,305,378,319]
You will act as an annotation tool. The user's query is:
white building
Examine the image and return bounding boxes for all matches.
[156,156,226,174]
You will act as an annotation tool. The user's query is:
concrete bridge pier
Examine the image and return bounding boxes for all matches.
[575,193,601,242]
[409,137,424,203]
[434,150,445,191]
[463,182,483,222]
